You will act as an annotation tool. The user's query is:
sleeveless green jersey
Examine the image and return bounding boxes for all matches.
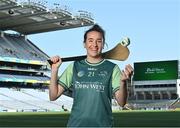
[58,59,121,127]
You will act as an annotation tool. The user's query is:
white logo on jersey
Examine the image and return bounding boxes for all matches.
[98,71,108,77]
[74,81,105,92]
[88,68,97,71]
[77,71,85,77]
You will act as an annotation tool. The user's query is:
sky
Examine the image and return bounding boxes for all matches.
[28,0,180,73]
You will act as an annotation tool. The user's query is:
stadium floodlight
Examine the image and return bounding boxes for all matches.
[10,0,18,2]
[37,0,47,7]
[75,10,94,22]
[53,3,60,6]
[18,0,47,10]
[51,2,72,16]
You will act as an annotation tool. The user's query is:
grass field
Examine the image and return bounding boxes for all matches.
[0,110,180,127]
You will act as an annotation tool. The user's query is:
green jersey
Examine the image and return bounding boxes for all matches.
[58,59,121,127]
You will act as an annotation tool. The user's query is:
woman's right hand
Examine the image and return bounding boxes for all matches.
[50,55,62,69]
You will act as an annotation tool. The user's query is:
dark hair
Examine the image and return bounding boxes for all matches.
[83,24,105,43]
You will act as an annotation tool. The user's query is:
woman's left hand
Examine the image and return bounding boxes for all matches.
[121,64,134,82]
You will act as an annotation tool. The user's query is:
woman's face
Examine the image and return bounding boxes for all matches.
[84,31,104,58]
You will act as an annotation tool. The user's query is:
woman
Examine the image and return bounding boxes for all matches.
[49,24,133,127]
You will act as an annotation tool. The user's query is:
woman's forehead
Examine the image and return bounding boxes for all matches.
[86,31,103,38]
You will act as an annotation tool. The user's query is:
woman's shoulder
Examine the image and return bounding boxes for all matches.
[104,59,117,65]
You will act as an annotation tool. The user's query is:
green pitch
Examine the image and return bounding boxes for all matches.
[0,110,180,127]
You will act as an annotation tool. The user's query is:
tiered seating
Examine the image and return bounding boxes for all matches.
[129,100,176,110]
[0,34,48,61]
[0,74,49,82]
[0,32,50,87]
[0,88,73,112]
[23,89,73,110]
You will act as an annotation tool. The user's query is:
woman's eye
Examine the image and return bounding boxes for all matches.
[97,40,102,43]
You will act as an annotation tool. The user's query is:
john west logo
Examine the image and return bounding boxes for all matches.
[74,81,105,92]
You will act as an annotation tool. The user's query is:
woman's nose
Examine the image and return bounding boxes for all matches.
[92,41,97,46]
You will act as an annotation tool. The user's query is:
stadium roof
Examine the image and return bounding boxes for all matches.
[0,0,94,35]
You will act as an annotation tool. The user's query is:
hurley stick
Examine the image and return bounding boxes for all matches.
[47,37,130,65]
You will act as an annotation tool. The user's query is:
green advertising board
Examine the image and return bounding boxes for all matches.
[134,60,178,81]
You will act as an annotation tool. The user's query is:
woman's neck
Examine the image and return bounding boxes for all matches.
[86,56,103,64]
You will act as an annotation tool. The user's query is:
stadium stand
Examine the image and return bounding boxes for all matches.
[128,60,180,110]
[128,100,176,110]
[0,0,94,112]
[0,32,50,89]
[0,88,73,112]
